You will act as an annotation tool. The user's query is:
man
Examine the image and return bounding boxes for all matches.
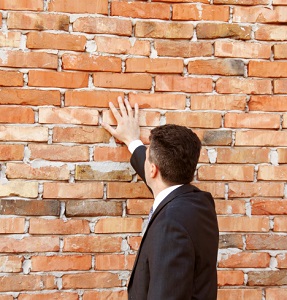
[102,97,219,300]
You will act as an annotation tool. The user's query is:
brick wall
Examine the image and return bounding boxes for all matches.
[0,0,286,299]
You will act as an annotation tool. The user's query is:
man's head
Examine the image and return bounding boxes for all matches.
[147,124,201,185]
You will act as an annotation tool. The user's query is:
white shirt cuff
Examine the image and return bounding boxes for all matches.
[128,140,144,154]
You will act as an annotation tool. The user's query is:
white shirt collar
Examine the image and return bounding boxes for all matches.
[153,184,182,212]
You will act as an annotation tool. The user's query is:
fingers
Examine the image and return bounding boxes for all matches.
[124,98,133,117]
[118,96,128,118]
[134,102,139,120]
[109,101,122,122]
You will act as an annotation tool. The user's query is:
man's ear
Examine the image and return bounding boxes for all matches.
[150,163,158,178]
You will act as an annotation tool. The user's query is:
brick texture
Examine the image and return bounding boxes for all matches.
[0,1,286,298]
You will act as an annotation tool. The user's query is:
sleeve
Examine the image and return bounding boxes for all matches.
[147,217,195,300]
[130,145,147,183]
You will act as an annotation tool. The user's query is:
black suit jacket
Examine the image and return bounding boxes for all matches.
[128,145,219,300]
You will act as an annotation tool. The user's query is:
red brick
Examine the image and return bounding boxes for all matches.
[249,96,287,111]
[216,78,272,94]
[29,144,89,162]
[27,32,86,51]
[43,182,104,199]
[215,200,245,215]
[7,12,69,30]
[0,31,21,47]
[218,270,244,286]
[217,148,269,164]
[53,127,110,144]
[95,217,143,233]
[276,254,287,268]
[0,89,60,106]
[197,23,251,40]
[246,234,287,250]
[0,106,34,124]
[95,36,150,56]
[214,0,268,3]
[126,58,183,74]
[155,40,212,57]
[249,61,287,78]
[0,70,23,87]
[173,4,229,21]
[95,254,135,270]
[62,53,121,72]
[255,25,287,41]
[198,130,233,146]
[274,79,287,94]
[18,293,78,300]
[0,236,59,253]
[274,217,287,232]
[62,272,120,289]
[258,166,287,181]
[0,255,22,272]
[0,51,57,69]
[0,275,55,292]
[127,199,154,215]
[31,255,92,271]
[273,0,287,3]
[235,130,287,146]
[278,148,287,163]
[111,1,169,19]
[83,291,127,300]
[29,218,90,235]
[229,182,284,198]
[219,234,243,249]
[6,163,69,181]
[219,252,270,268]
[135,21,194,39]
[0,144,24,161]
[217,289,262,300]
[154,0,209,2]
[63,236,122,253]
[155,75,213,93]
[193,182,225,198]
[248,270,287,286]
[107,182,152,199]
[94,146,130,162]
[266,288,287,300]
[93,72,152,90]
[28,70,89,89]
[48,0,108,14]
[128,236,142,251]
[215,40,271,58]
[233,6,287,23]
[0,0,43,10]
[274,44,287,59]
[251,199,287,215]
[0,181,38,198]
[73,17,132,36]
[0,218,25,234]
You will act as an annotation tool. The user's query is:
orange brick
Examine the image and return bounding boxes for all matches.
[107,182,152,199]
[249,61,287,78]
[218,216,269,232]
[214,0,268,3]
[62,53,121,72]
[216,78,272,94]
[127,199,154,215]
[278,148,287,163]
[266,288,287,300]
[219,234,243,249]
[218,270,244,286]
[83,291,127,300]
[229,182,284,198]
[193,182,225,198]
[155,75,213,93]
[217,148,269,164]
[53,127,110,144]
[6,163,69,181]
[29,144,89,162]
[95,217,143,233]
[248,270,287,286]
[233,6,287,23]
[0,106,34,124]
[196,23,251,40]
[0,70,23,87]
[225,112,280,129]
[246,234,287,250]
[0,181,38,198]
[166,112,221,128]
[29,218,90,235]
[94,146,130,162]
[7,12,69,30]
[154,40,213,57]
[27,32,86,51]
[0,218,25,234]
[0,89,60,106]
[235,130,287,146]
[126,58,183,74]
[0,144,24,161]
[154,0,209,2]
[274,79,287,94]
[276,254,287,268]
[215,200,245,215]
[273,0,287,3]
[43,182,104,199]
[0,50,57,69]
[282,114,287,128]
[217,289,262,300]
[95,254,135,270]
[0,275,55,292]
[48,0,108,14]
[198,165,254,181]
[28,70,89,89]
[274,44,287,59]
[173,4,229,21]
[258,166,287,181]
[63,236,122,253]
[62,272,120,289]
[111,1,169,19]
[219,252,270,268]
[93,72,152,90]
[0,32,21,47]
[18,293,78,300]
[95,36,150,56]
[31,255,92,271]
[215,40,271,58]
[249,96,287,111]
[0,0,43,10]
[0,236,59,253]
[0,255,22,272]
[255,25,287,41]
[274,217,287,232]
[73,17,132,36]
[128,236,142,251]
[251,199,287,215]
[135,21,194,39]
